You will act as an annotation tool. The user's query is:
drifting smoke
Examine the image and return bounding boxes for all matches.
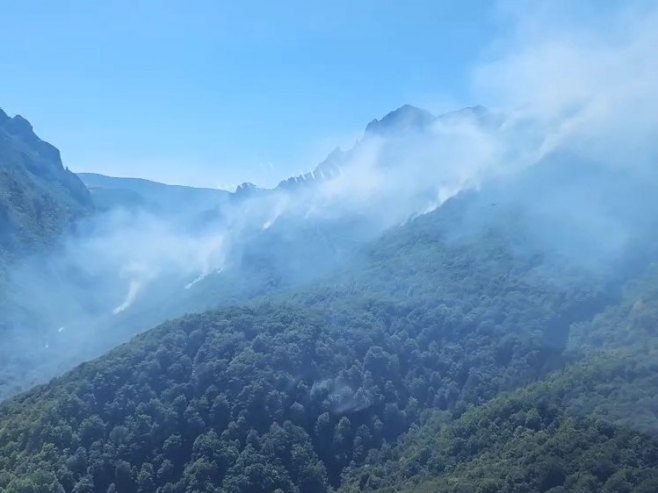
[113,278,144,314]
[311,378,373,414]
[2,0,658,401]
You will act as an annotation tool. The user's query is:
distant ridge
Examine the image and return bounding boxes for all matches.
[275,104,490,190]
[77,172,230,214]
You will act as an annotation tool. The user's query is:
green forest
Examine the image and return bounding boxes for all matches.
[1,198,657,493]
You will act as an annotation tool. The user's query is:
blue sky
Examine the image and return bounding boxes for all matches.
[2,1,501,188]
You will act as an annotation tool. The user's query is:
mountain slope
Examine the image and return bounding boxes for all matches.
[0,197,604,492]
[78,173,229,216]
[341,352,658,493]
[341,263,658,493]
[0,103,497,401]
[0,109,92,259]
[1,102,657,492]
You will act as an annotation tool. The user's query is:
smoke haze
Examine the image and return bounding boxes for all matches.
[2,0,658,401]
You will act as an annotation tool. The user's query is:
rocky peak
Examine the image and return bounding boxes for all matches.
[365,104,435,136]
[0,111,63,168]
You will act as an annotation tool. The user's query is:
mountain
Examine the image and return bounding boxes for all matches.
[1,103,658,492]
[0,192,615,492]
[0,109,92,259]
[78,173,230,217]
[274,104,442,191]
[364,104,491,137]
[364,104,435,136]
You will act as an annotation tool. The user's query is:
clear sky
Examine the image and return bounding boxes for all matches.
[1,1,502,189]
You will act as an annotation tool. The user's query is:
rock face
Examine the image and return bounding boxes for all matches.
[365,104,436,136]
[0,109,92,258]
[274,105,439,191]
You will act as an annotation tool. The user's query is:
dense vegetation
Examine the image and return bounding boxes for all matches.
[342,349,658,492]
[568,263,658,352]
[339,258,658,492]
[0,201,611,492]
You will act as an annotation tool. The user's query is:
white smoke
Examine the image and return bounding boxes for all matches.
[113,279,143,315]
[4,0,658,401]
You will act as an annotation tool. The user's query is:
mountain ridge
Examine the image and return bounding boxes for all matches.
[0,108,92,259]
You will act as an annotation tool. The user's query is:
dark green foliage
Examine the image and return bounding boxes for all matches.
[338,262,658,492]
[568,263,658,352]
[341,351,658,492]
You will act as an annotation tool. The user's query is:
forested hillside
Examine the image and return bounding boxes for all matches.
[2,114,658,491]
[0,196,609,492]
[341,262,658,493]
[342,349,658,493]
[1,0,656,490]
